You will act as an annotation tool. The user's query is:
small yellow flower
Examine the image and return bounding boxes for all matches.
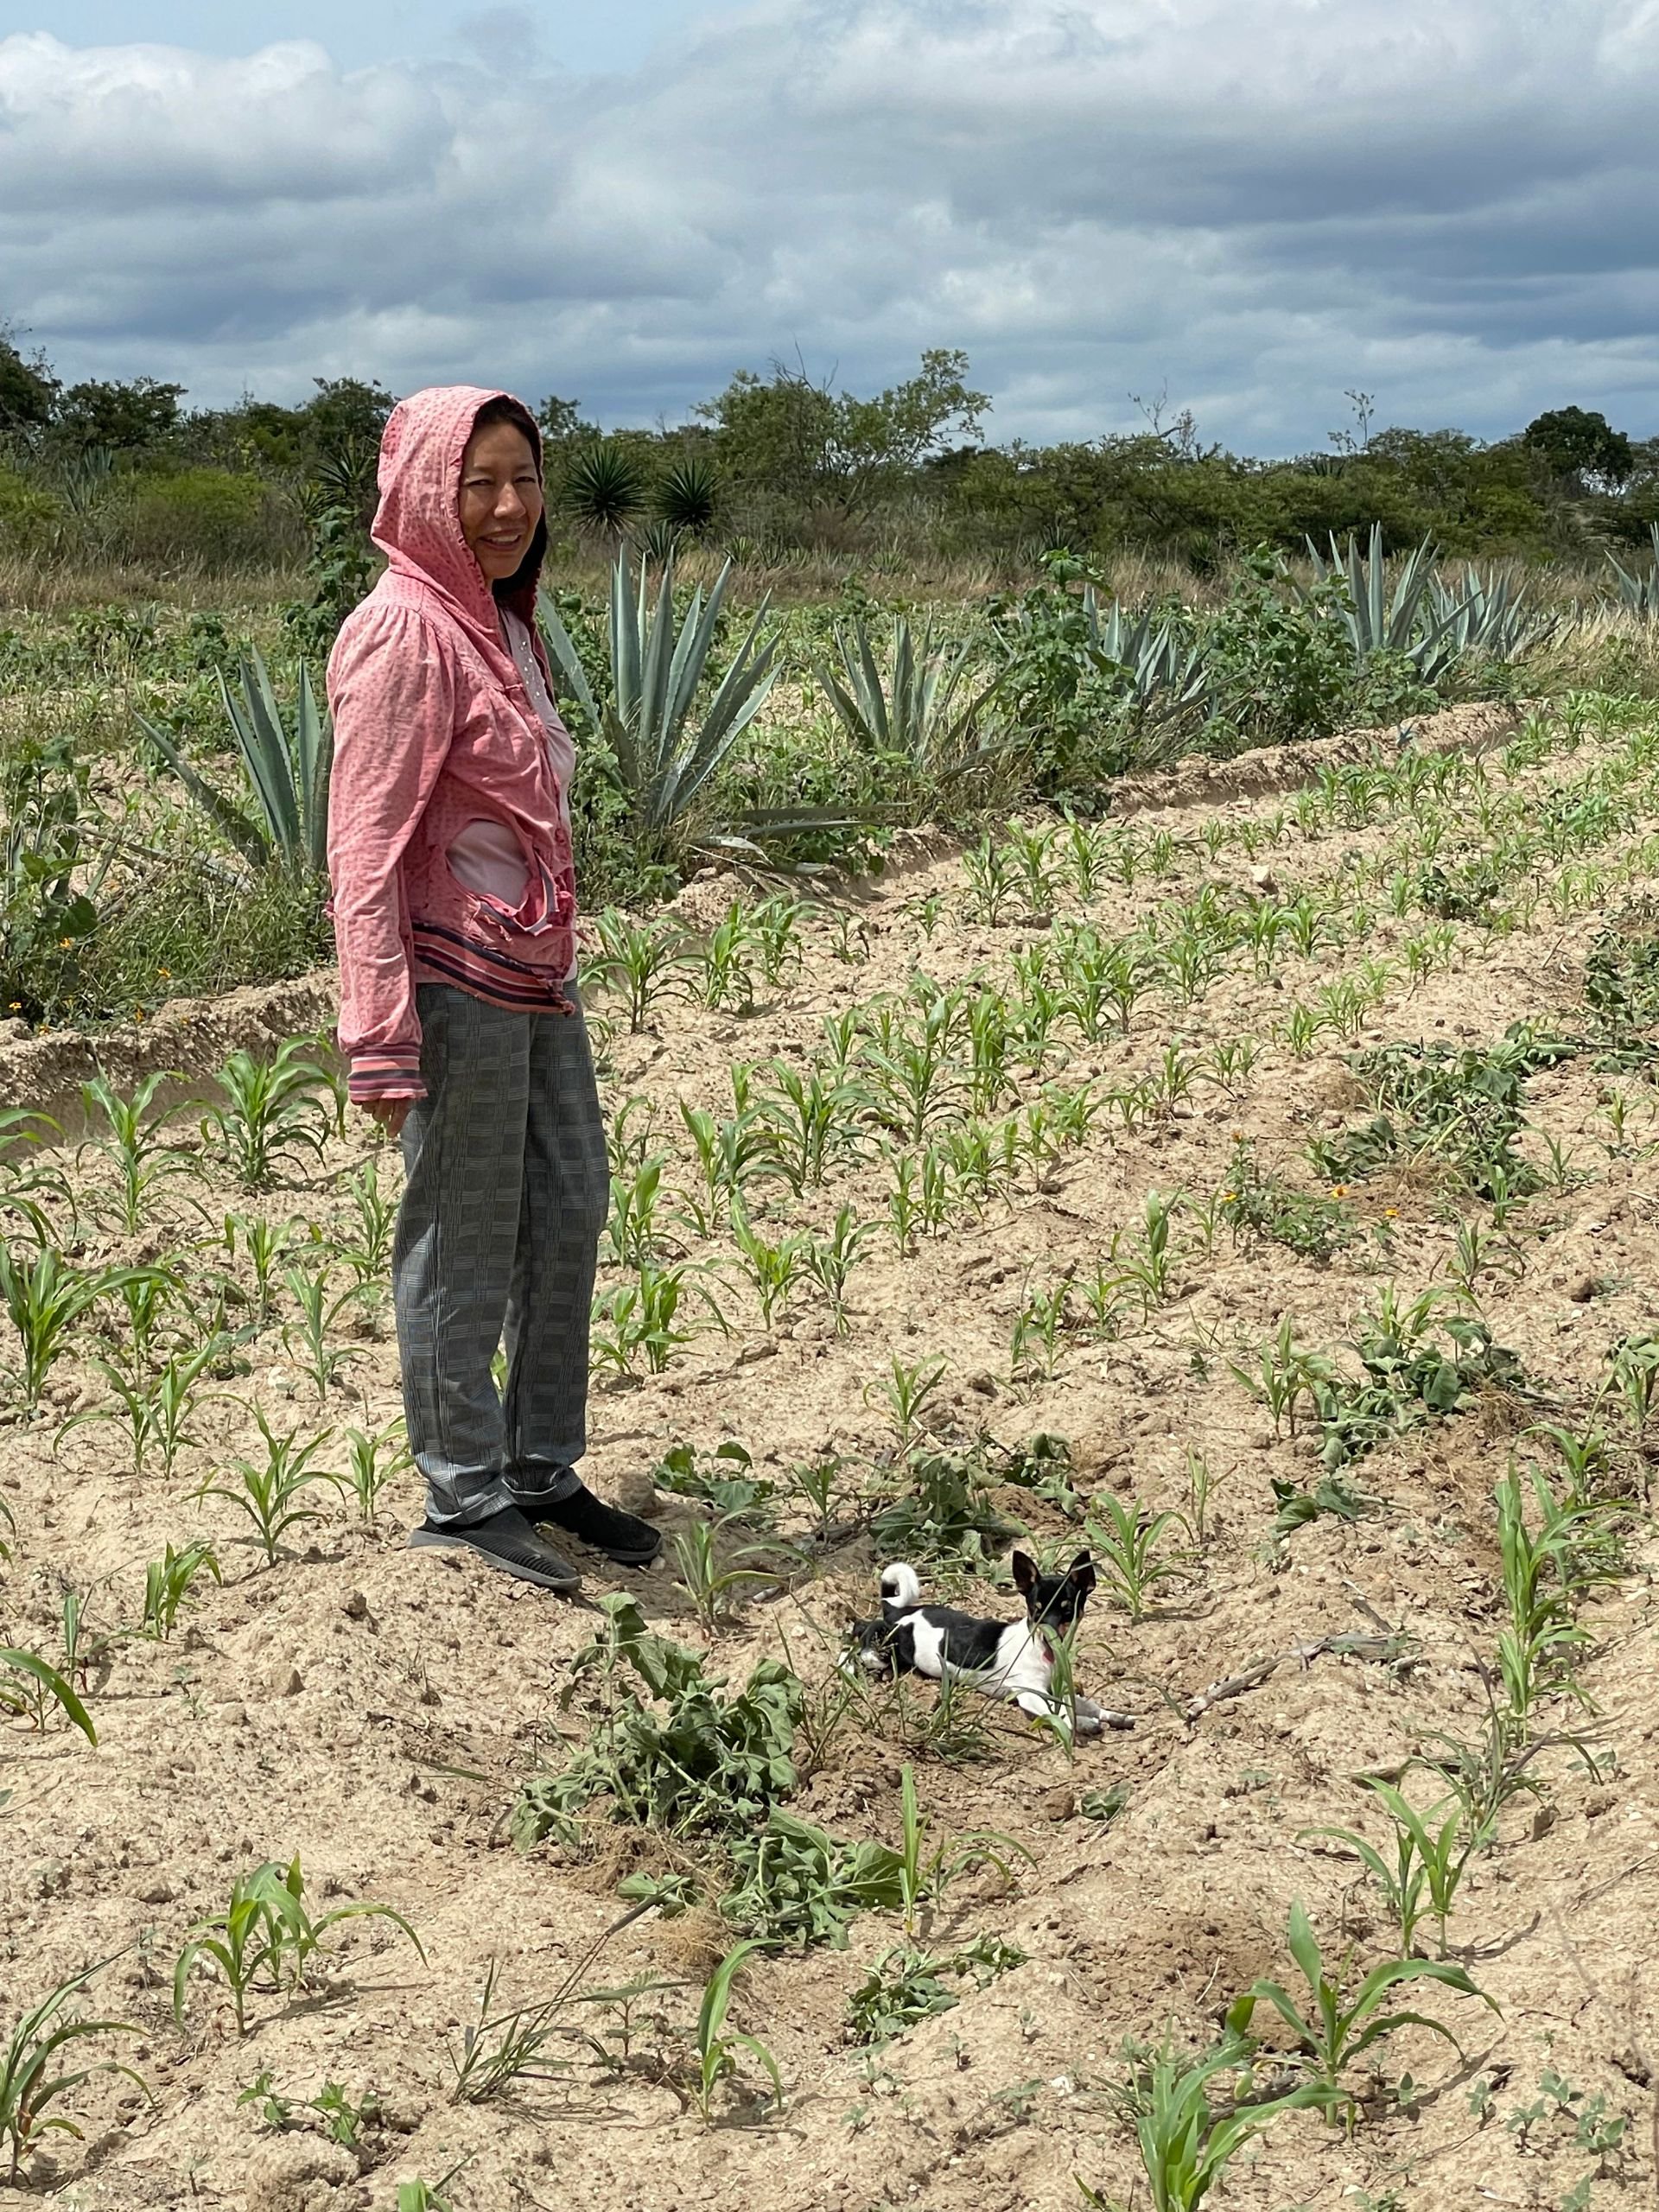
[1330,1184,1348,1199]
[59,936,75,949]
[6,1001,19,1012]
[134,1007,145,1023]
[157,967,171,980]
[1382,1205,1399,1219]
[1221,1191,1237,1204]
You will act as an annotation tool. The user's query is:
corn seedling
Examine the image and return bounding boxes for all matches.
[223,1210,305,1321]
[76,1071,200,1234]
[0,1108,71,1243]
[1011,1281,1070,1382]
[591,909,695,1030]
[1305,1777,1481,1958]
[343,1421,412,1522]
[1226,1899,1495,2120]
[197,1409,342,1566]
[895,1764,1032,1936]
[693,1942,782,2122]
[175,1856,423,2034]
[671,1517,779,1631]
[1087,2029,1329,2212]
[699,902,760,1011]
[201,1041,332,1190]
[0,1246,156,1412]
[1086,1495,1190,1624]
[591,1260,723,1376]
[727,1205,811,1329]
[1229,1317,1333,1438]
[870,1353,949,1449]
[604,1155,664,1268]
[282,1262,367,1395]
[962,833,1019,925]
[141,1540,222,1641]
[798,1205,870,1336]
[0,1960,146,2182]
[0,1645,96,1742]
[336,1157,396,1289]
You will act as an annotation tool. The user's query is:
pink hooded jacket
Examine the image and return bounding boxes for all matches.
[326,385,577,1103]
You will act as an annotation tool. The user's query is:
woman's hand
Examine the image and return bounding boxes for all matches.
[362,1097,414,1141]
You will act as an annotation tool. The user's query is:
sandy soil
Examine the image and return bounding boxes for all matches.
[3,700,1658,2212]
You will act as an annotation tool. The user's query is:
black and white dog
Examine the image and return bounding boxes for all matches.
[849,1551,1132,1734]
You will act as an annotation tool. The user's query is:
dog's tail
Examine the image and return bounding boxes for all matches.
[879,1561,923,1607]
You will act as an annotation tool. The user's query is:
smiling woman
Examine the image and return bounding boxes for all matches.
[324,384,661,1593]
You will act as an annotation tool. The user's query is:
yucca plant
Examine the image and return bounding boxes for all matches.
[657,454,719,537]
[537,552,781,855]
[812,614,1004,779]
[138,652,332,874]
[561,441,647,537]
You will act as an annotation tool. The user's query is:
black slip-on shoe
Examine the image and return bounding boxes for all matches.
[409,1504,582,1592]
[512,1476,661,1567]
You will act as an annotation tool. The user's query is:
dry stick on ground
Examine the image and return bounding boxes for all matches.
[1183,1634,1408,1723]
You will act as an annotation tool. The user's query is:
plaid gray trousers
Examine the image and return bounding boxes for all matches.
[394,983,608,1528]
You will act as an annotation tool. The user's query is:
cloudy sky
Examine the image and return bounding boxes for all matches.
[4,1,1659,454]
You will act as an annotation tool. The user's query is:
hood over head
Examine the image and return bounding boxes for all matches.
[370,385,548,639]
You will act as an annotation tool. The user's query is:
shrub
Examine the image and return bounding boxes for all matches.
[0,467,60,554]
[111,469,281,571]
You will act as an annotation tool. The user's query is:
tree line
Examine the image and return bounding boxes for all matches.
[3,324,1656,572]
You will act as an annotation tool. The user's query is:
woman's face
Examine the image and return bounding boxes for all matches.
[459,417,543,583]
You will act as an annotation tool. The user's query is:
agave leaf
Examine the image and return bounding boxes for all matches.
[135,711,269,868]
[534,590,601,737]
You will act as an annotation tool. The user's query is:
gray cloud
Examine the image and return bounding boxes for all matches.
[3,4,1658,447]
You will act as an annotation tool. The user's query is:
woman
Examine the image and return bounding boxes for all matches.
[326,384,659,1592]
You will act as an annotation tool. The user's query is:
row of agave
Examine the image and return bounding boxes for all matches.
[136,524,1659,885]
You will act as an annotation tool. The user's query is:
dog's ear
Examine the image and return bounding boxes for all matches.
[1067,1551,1097,1592]
[1011,1550,1038,1594]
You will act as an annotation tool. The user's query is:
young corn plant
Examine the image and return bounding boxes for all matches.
[590,909,695,1031]
[1086,2030,1329,2212]
[175,1857,423,2034]
[894,1764,1032,1936]
[870,1354,950,1450]
[0,1247,156,1413]
[1086,1496,1190,1624]
[141,1540,223,1641]
[201,1042,332,1190]
[0,1645,96,1743]
[197,1410,342,1567]
[1225,1900,1495,2121]
[336,1158,396,1293]
[693,1942,783,2124]
[281,1262,369,1396]
[0,1961,147,2183]
[726,1207,811,1331]
[591,1261,722,1376]
[1305,1778,1479,1960]
[75,1071,200,1234]
[342,1421,413,1523]
[671,1518,779,1631]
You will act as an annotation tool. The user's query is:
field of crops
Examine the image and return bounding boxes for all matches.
[3,695,1658,2212]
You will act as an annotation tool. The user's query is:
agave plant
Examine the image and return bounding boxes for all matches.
[537,551,781,852]
[1302,524,1465,681]
[138,652,332,874]
[561,441,647,537]
[1083,593,1208,713]
[812,614,1004,778]
[1608,523,1659,617]
[1425,565,1557,663]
